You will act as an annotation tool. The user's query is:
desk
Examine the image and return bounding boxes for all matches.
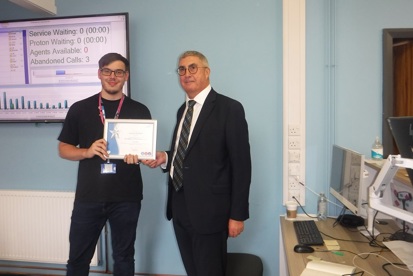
[280,216,413,276]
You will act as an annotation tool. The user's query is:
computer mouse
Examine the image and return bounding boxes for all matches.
[293,244,314,253]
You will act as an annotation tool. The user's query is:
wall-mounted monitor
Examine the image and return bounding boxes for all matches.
[329,145,365,216]
[0,13,129,123]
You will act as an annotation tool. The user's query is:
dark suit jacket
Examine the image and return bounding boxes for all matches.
[165,89,251,234]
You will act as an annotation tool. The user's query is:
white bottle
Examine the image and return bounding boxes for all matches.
[371,136,383,160]
[317,193,327,221]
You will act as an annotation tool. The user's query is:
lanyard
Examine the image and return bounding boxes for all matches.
[98,93,125,125]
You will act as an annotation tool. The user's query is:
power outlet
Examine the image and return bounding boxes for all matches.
[288,137,300,149]
[284,122,305,204]
[288,177,300,190]
[288,150,300,163]
[288,124,300,136]
[288,189,301,202]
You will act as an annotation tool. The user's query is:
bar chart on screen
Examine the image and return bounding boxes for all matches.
[0,87,96,122]
[1,91,69,110]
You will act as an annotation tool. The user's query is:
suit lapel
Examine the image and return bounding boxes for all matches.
[186,90,217,154]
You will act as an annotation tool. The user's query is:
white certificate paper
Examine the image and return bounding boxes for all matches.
[103,119,157,160]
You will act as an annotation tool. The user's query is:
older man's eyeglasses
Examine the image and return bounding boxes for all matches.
[100,68,127,77]
[177,64,208,76]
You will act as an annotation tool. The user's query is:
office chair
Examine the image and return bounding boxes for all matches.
[226,252,263,276]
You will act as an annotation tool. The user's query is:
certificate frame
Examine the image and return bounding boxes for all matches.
[103,119,157,160]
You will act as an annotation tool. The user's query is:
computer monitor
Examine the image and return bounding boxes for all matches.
[387,116,413,186]
[384,117,413,241]
[0,13,130,123]
[329,145,365,217]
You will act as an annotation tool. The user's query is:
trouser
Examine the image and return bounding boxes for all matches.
[172,189,228,276]
[66,201,141,276]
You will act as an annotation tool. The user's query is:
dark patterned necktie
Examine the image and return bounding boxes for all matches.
[172,100,196,191]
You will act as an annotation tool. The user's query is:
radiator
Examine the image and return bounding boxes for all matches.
[0,190,99,265]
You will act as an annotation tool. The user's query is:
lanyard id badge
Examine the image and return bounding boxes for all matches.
[101,150,116,174]
[101,162,116,174]
[99,94,124,174]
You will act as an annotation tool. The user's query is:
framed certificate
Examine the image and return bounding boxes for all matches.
[103,119,157,160]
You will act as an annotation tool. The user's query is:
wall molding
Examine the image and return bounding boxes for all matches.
[282,0,306,204]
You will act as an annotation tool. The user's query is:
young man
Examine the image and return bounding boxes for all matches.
[144,50,251,276]
[58,53,151,276]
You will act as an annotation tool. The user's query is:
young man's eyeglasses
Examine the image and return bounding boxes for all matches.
[177,64,208,76]
[100,68,127,77]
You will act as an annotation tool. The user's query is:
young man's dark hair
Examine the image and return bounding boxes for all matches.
[99,52,130,71]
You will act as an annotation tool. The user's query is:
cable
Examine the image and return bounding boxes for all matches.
[292,196,318,219]
[352,252,412,276]
[355,211,389,249]
[319,231,372,244]
[343,271,364,276]
[295,176,342,208]
[382,262,407,276]
[292,193,347,221]
[293,188,390,249]
[333,206,348,227]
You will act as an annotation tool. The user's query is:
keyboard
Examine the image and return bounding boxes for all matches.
[293,220,324,246]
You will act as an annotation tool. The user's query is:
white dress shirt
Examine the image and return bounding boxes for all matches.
[169,85,211,178]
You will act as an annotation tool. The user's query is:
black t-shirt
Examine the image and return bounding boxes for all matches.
[58,93,151,203]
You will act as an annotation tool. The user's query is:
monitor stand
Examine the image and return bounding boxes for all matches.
[358,226,380,238]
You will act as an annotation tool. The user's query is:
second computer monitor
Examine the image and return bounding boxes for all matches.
[388,116,413,186]
[329,145,365,216]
